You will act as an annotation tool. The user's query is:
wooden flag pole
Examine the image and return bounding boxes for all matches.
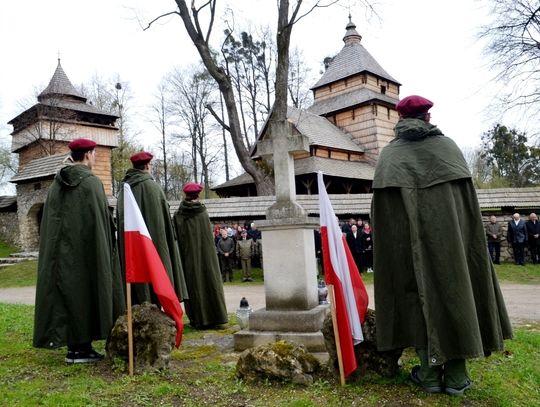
[328,284,346,386]
[126,282,134,376]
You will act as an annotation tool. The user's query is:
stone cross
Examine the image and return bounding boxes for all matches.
[234,118,328,353]
[257,120,310,219]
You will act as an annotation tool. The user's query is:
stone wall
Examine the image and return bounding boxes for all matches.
[16,181,51,251]
[0,212,20,248]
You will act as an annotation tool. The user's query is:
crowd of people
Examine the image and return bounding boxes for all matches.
[213,222,263,282]
[487,212,540,266]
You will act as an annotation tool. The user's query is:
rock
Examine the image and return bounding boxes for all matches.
[106,302,176,371]
[236,340,320,386]
[321,309,402,381]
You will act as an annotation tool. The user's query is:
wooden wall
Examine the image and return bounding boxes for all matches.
[313,73,400,102]
[17,143,113,196]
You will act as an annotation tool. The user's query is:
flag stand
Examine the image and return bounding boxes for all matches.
[328,284,346,386]
[126,282,134,376]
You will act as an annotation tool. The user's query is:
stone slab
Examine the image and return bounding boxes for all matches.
[249,305,330,332]
[234,330,327,353]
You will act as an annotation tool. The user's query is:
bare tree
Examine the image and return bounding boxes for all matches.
[81,75,141,195]
[166,66,221,197]
[148,81,175,197]
[146,1,342,195]
[146,1,273,195]
[0,141,17,193]
[221,27,277,147]
[151,151,193,200]
[480,0,540,120]
[288,47,314,108]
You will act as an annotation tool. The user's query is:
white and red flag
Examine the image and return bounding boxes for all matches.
[123,183,184,347]
[317,172,369,376]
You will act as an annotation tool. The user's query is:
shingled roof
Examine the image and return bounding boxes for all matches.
[475,187,540,209]
[38,59,86,103]
[287,107,363,152]
[308,87,399,116]
[311,19,400,90]
[214,156,375,189]
[8,60,118,129]
[104,187,540,220]
[179,187,540,219]
[0,195,17,211]
[10,153,69,183]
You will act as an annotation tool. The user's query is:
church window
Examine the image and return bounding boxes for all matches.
[381,85,386,94]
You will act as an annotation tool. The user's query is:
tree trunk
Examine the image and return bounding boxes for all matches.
[175,0,274,195]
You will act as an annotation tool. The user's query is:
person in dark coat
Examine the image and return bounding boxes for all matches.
[33,138,125,364]
[247,222,262,268]
[236,230,254,281]
[346,224,363,272]
[217,228,235,282]
[117,151,188,305]
[507,213,528,266]
[314,228,324,275]
[172,182,228,329]
[360,222,373,273]
[525,213,540,264]
[372,95,512,396]
[485,215,502,264]
[341,218,356,235]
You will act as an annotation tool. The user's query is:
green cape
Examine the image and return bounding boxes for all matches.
[33,164,125,348]
[372,119,512,365]
[117,169,188,304]
[173,200,228,328]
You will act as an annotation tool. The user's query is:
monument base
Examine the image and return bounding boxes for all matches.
[234,305,330,352]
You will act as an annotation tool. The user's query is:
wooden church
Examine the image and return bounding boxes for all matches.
[212,17,401,197]
[7,60,118,249]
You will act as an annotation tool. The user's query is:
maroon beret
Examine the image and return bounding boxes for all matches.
[130,151,153,165]
[396,95,433,118]
[182,182,203,194]
[68,138,96,152]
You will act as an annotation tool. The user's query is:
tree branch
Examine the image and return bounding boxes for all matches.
[206,103,231,132]
[142,11,180,31]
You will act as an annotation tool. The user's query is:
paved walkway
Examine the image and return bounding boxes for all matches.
[0,284,537,323]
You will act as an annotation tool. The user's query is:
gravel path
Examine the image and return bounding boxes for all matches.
[0,283,537,324]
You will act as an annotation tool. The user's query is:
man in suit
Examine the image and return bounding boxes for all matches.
[507,213,528,266]
[526,213,540,264]
[346,224,363,272]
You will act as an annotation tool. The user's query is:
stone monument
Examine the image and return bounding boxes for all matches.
[234,121,329,353]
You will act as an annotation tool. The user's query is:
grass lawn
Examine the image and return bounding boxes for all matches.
[0,241,17,258]
[1,260,538,289]
[0,303,538,406]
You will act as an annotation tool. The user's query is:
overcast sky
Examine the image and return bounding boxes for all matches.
[0,0,516,179]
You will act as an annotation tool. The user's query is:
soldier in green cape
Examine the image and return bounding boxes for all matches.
[173,182,228,329]
[33,138,125,363]
[372,96,512,396]
[116,151,188,305]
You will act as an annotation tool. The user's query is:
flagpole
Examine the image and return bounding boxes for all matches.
[328,284,346,386]
[126,282,134,376]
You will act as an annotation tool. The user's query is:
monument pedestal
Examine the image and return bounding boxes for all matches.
[234,217,329,352]
[234,305,329,352]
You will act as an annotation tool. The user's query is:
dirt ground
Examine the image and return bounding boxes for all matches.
[0,283,537,324]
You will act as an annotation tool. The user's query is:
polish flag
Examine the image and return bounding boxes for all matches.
[317,172,369,376]
[123,183,184,347]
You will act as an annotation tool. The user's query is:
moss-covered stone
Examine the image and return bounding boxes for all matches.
[322,309,402,382]
[106,302,176,372]
[236,340,320,386]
